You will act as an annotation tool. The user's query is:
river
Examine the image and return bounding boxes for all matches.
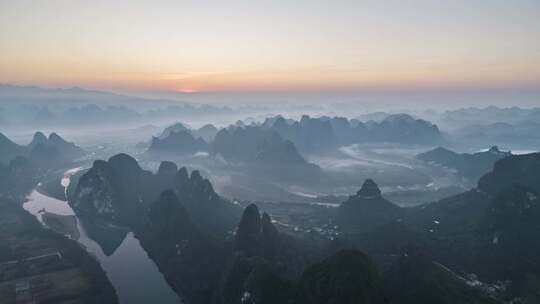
[23,168,181,304]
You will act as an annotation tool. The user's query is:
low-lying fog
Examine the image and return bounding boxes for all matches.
[2,85,539,208]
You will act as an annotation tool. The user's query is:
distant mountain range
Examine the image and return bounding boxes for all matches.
[441,105,540,126]
[0,84,242,127]
[145,122,219,157]
[147,130,210,156]
[451,120,540,150]
[149,114,444,167]
[259,114,444,153]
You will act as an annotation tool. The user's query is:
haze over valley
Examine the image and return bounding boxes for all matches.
[1,1,540,303]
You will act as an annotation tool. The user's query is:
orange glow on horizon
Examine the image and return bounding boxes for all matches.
[1,1,539,94]
[174,88,198,93]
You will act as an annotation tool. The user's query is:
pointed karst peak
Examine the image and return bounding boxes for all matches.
[190,170,202,181]
[489,145,500,152]
[48,132,72,146]
[356,179,381,198]
[157,161,178,178]
[300,114,311,123]
[32,131,47,144]
[237,204,261,236]
[48,132,64,142]
[274,115,286,124]
[236,204,265,256]
[175,167,189,184]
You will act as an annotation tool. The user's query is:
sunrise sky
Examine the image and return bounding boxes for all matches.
[1,0,539,94]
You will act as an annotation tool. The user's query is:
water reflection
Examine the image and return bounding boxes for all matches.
[23,169,181,304]
[78,217,128,256]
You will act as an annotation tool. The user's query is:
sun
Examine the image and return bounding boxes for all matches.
[174,88,198,93]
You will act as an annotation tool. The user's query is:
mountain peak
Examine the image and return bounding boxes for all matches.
[237,204,261,236]
[107,153,141,174]
[357,179,381,198]
[48,132,65,143]
[157,161,178,178]
[488,145,500,153]
[30,132,47,146]
[487,145,511,156]
[235,204,262,256]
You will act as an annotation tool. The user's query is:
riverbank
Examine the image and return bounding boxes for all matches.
[0,196,117,303]
[24,169,181,304]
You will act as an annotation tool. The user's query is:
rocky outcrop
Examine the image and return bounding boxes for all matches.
[336,179,401,233]
[235,204,279,258]
[70,153,240,233]
[71,159,122,221]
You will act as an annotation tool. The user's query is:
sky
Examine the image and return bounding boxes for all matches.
[1,0,539,94]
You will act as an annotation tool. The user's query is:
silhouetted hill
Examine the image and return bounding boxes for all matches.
[212,126,283,162]
[0,132,25,164]
[235,204,280,259]
[478,152,540,195]
[417,146,511,181]
[268,115,338,154]
[28,132,85,165]
[213,125,320,167]
[336,179,401,233]
[147,130,209,156]
[192,124,218,142]
[0,131,84,166]
[70,153,240,233]
[158,122,189,139]
[219,203,332,304]
[0,156,39,198]
[254,139,308,165]
[398,153,540,300]
[370,114,442,144]
[259,114,443,154]
[297,249,387,304]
